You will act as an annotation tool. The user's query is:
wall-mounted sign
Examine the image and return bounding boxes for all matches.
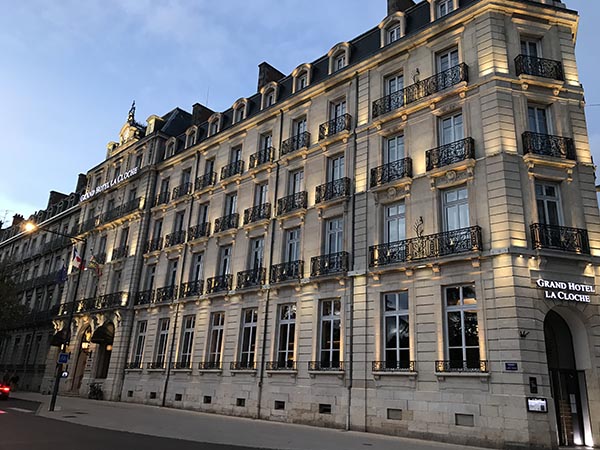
[80,167,139,202]
[61,371,69,379]
[536,279,594,303]
[504,362,518,372]
[527,397,548,413]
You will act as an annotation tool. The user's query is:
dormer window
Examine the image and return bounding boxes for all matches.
[260,82,279,110]
[297,74,307,91]
[335,54,346,72]
[232,99,248,124]
[328,43,350,75]
[436,0,454,18]
[208,114,222,136]
[379,13,406,47]
[292,64,312,93]
[166,140,176,158]
[388,25,401,44]
[186,130,197,148]
[234,106,245,123]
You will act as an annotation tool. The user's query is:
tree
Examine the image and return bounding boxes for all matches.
[0,260,29,331]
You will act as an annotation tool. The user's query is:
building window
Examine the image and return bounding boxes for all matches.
[289,170,304,195]
[239,308,258,366]
[292,64,312,93]
[174,211,185,233]
[145,265,156,290]
[154,318,170,367]
[255,183,268,206]
[297,73,307,91]
[444,285,479,369]
[250,237,265,269]
[383,292,410,369]
[327,154,345,182]
[208,117,220,136]
[436,0,454,18]
[385,202,405,243]
[334,54,346,72]
[225,193,237,216]
[285,228,301,262]
[234,105,245,124]
[528,105,550,135]
[208,312,225,364]
[535,182,562,226]
[437,46,459,72]
[166,142,176,158]
[319,299,341,369]
[277,304,296,368]
[219,245,232,276]
[385,135,404,163]
[330,100,346,121]
[385,73,404,96]
[442,186,469,231]
[190,253,204,282]
[186,131,196,148]
[179,315,196,367]
[387,25,401,44]
[325,217,343,254]
[132,321,147,366]
[439,112,464,145]
[205,159,215,176]
[293,117,307,137]
[521,38,540,58]
[166,259,178,287]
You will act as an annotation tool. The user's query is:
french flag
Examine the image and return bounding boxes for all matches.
[72,247,83,270]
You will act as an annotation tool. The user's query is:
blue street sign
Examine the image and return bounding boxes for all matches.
[58,353,69,364]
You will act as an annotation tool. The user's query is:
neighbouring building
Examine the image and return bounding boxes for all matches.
[1,0,598,448]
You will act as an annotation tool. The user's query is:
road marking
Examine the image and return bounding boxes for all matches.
[8,407,33,413]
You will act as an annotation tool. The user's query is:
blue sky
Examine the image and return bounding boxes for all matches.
[0,0,598,222]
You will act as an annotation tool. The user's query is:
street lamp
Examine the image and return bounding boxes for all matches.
[23,221,87,412]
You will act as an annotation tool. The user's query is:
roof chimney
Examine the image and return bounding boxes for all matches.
[257,62,285,92]
[76,174,87,193]
[387,0,415,15]
[192,103,214,126]
[12,214,24,228]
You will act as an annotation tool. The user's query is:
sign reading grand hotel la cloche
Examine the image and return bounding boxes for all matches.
[80,167,139,202]
[536,278,595,303]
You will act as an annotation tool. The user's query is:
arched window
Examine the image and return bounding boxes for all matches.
[379,13,406,47]
[232,99,248,124]
[186,129,197,148]
[328,43,350,75]
[260,82,279,109]
[292,64,312,93]
[166,139,176,158]
[208,113,222,136]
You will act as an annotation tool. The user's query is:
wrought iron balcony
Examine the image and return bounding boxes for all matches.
[172,361,192,370]
[308,361,344,371]
[102,206,125,224]
[165,230,186,247]
[134,289,155,306]
[206,274,233,294]
[145,237,162,253]
[214,213,239,233]
[188,222,210,240]
[236,267,266,290]
[522,132,576,160]
[249,147,274,169]
[369,226,482,267]
[121,197,142,215]
[426,137,475,171]
[124,362,143,370]
[435,360,489,373]
[515,54,564,81]
[230,361,256,371]
[79,217,99,234]
[180,280,203,298]
[281,131,310,156]
[147,361,166,370]
[372,63,469,118]
[198,361,222,370]
[111,245,129,261]
[319,114,352,140]
[530,223,590,254]
[372,361,416,372]
[195,172,216,191]
[172,182,193,200]
[277,192,307,215]
[40,236,71,254]
[220,160,244,181]
[102,198,141,224]
[310,252,349,277]
[244,203,271,225]
[154,191,170,207]
[266,361,297,371]
[156,285,178,304]
[78,293,125,312]
[370,158,413,188]
[270,260,304,284]
[315,178,351,204]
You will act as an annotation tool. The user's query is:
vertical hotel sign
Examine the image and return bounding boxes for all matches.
[536,279,595,303]
[80,167,139,202]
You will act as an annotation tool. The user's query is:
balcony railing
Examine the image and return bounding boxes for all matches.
[165,230,186,247]
[277,192,308,216]
[372,361,416,372]
[372,63,469,118]
[220,160,244,181]
[154,191,170,207]
[435,360,489,373]
[77,292,126,313]
[172,361,192,370]
[370,158,412,188]
[426,137,475,171]
[270,260,304,284]
[281,131,310,156]
[172,182,193,200]
[188,223,210,240]
[145,237,162,253]
[111,245,129,261]
[134,289,155,306]
[308,361,344,371]
[236,267,266,290]
[315,178,351,204]
[369,226,482,267]
[522,132,576,160]
[79,217,99,234]
[198,361,222,370]
[249,147,274,169]
[319,114,352,140]
[180,280,203,298]
[206,274,233,294]
[230,361,256,371]
[310,252,349,277]
[156,285,178,304]
[515,54,564,81]
[244,203,271,225]
[214,213,239,233]
[266,361,297,371]
[530,223,590,254]
[195,172,217,191]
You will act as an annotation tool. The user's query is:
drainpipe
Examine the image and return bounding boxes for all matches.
[257,109,284,418]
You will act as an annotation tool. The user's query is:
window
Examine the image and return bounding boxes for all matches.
[119,227,129,248]
[181,169,191,187]
[292,64,312,93]
[383,292,410,369]
[535,182,562,226]
[152,219,163,241]
[285,228,301,262]
[294,117,307,137]
[296,73,308,91]
[260,133,272,151]
[132,321,147,366]
[198,203,209,225]
[205,159,215,176]
[145,265,156,290]
[166,259,178,287]
[166,142,176,158]
[225,193,237,215]
[265,90,275,108]
[289,170,304,194]
[443,186,469,231]
[385,73,404,96]
[234,106,245,124]
[325,217,343,254]
[255,183,268,206]
[231,146,242,163]
[436,0,454,18]
[385,202,406,243]
[111,270,122,293]
[154,318,170,367]
[209,119,219,136]
[250,238,265,269]
[439,112,464,145]
[179,315,196,366]
[387,25,401,44]
[528,105,550,135]
[334,54,346,72]
[219,246,232,276]
[160,178,170,196]
[385,135,405,163]
[135,153,143,168]
[330,100,346,120]
[521,39,540,58]
[186,131,196,147]
[174,211,185,232]
[277,304,296,368]
[445,285,479,369]
[319,300,341,369]
[190,253,204,282]
[437,47,459,73]
[208,312,225,364]
[239,309,258,366]
[327,154,345,182]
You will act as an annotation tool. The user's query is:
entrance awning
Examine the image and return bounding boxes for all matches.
[50,328,70,347]
[90,323,114,345]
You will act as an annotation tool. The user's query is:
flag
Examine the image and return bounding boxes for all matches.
[88,254,103,277]
[72,247,83,270]
[56,262,68,284]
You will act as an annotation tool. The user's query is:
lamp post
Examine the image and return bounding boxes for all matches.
[23,222,87,412]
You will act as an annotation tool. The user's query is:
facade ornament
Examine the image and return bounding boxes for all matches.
[127,100,136,125]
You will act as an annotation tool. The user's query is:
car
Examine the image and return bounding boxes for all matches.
[0,384,10,400]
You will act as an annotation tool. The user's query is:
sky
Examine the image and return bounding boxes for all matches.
[0,0,598,223]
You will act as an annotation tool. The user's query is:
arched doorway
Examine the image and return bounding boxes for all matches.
[544,310,588,447]
[91,322,114,379]
[71,327,92,392]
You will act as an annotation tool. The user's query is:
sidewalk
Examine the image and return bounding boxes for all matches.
[15,392,487,450]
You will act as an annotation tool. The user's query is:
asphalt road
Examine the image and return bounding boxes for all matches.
[0,398,264,450]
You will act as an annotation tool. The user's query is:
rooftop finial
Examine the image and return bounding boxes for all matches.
[127,100,136,124]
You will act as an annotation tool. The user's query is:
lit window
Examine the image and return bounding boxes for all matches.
[179,315,196,367]
[208,312,225,364]
[154,318,170,367]
[318,299,341,369]
[382,292,410,370]
[444,285,480,371]
[132,321,147,367]
[238,309,258,367]
[276,304,296,369]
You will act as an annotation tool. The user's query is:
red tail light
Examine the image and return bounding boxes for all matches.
[0,387,9,392]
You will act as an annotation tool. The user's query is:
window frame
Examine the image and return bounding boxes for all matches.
[208,312,225,364]
[276,304,297,367]
[239,308,258,366]
[154,318,170,366]
[442,185,470,232]
[318,299,342,369]
[179,315,196,366]
[443,285,480,369]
